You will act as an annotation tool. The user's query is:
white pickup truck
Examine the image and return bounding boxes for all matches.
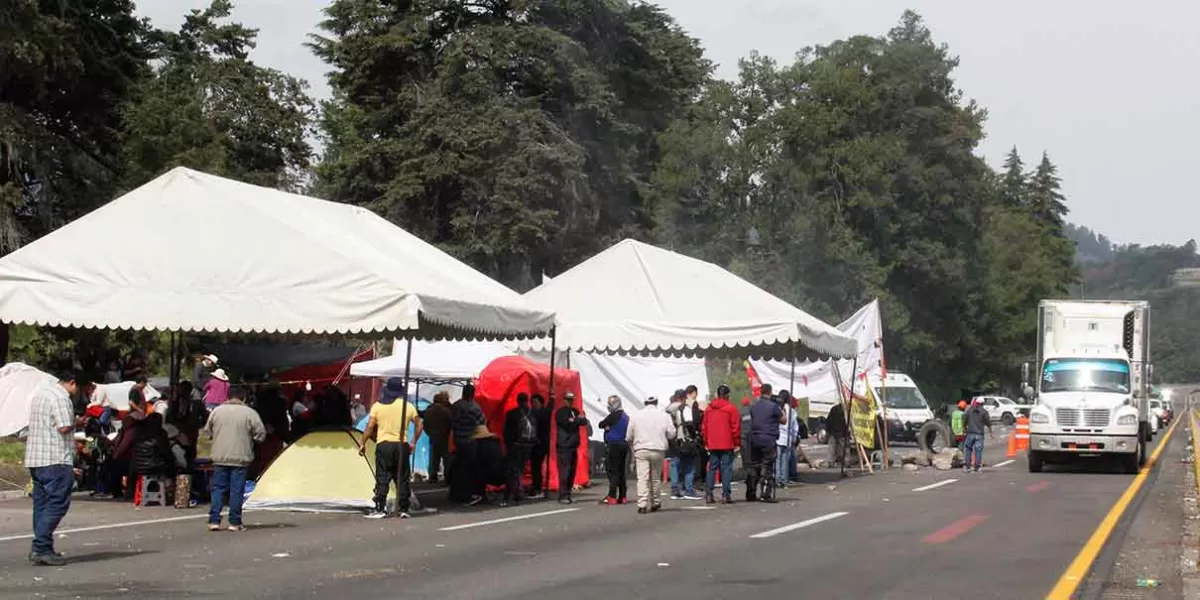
[971,395,1029,426]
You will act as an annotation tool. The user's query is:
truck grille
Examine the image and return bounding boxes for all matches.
[1083,409,1110,427]
[1056,408,1079,426]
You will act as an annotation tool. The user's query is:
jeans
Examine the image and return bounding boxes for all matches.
[374,442,412,512]
[668,454,696,496]
[209,465,248,526]
[30,464,73,556]
[633,449,665,509]
[706,450,734,499]
[964,433,984,468]
[98,407,113,427]
[775,445,792,483]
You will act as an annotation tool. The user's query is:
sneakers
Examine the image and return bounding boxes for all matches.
[465,494,483,507]
[650,504,661,513]
[720,497,735,505]
[207,524,221,532]
[705,494,716,505]
[600,497,617,506]
[29,553,65,566]
[227,525,246,532]
[617,497,629,505]
[558,497,574,505]
[398,512,411,519]
[669,493,684,500]
[682,494,703,501]
[364,510,388,519]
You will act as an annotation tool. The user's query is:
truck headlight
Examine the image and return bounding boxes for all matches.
[1030,413,1050,424]
[1117,414,1137,425]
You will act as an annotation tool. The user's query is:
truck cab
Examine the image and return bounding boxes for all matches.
[1026,300,1149,474]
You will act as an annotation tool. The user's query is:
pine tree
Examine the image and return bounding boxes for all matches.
[1000,147,1026,208]
[1029,152,1068,231]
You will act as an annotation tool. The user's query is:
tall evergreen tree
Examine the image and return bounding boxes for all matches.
[1029,152,1068,230]
[1000,146,1026,208]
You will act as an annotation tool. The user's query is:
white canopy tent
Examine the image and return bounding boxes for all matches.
[0,167,555,338]
[751,299,884,418]
[520,239,856,360]
[349,340,513,381]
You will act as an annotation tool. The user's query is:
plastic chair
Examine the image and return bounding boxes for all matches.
[135,476,171,507]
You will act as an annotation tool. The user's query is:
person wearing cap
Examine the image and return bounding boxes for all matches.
[358,377,422,518]
[553,392,589,504]
[962,397,992,473]
[450,384,486,505]
[597,395,630,505]
[665,389,702,500]
[951,400,968,454]
[625,395,675,514]
[204,369,231,412]
[702,385,741,504]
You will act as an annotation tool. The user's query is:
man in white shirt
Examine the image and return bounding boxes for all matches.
[625,397,676,514]
[25,371,84,566]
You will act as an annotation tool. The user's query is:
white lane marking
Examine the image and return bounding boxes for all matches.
[0,514,208,543]
[681,506,716,510]
[992,460,1015,468]
[912,479,958,492]
[749,511,848,539]
[437,508,579,532]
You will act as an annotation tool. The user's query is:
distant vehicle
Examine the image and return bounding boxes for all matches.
[1025,299,1151,475]
[972,395,1025,425]
[1148,398,1172,427]
[871,372,937,444]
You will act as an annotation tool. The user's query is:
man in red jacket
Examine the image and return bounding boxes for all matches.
[702,384,741,504]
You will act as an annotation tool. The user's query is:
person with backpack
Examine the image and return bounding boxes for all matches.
[665,389,702,500]
[503,393,538,506]
[597,395,630,505]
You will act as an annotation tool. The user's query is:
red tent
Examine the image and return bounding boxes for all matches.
[475,355,588,492]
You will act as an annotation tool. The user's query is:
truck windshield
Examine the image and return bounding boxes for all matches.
[879,387,929,409]
[1041,358,1130,394]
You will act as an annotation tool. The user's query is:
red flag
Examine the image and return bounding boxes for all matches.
[802,374,809,387]
[744,361,762,398]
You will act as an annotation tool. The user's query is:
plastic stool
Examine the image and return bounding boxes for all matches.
[136,476,170,507]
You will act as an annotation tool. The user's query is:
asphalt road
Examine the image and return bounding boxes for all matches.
[0,425,1182,600]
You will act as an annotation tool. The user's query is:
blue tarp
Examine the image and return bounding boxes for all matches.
[353,397,432,476]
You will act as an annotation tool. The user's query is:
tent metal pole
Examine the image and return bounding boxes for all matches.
[788,341,797,480]
[545,326,557,496]
[843,356,858,478]
[398,336,417,510]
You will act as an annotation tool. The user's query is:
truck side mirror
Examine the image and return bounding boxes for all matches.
[1132,390,1140,399]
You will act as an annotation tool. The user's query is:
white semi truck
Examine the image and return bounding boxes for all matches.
[1024,300,1151,474]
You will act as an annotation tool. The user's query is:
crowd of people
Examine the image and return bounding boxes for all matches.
[22,352,829,563]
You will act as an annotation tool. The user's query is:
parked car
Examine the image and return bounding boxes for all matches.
[971,395,1024,426]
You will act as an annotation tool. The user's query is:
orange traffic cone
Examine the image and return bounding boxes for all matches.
[1006,429,1017,458]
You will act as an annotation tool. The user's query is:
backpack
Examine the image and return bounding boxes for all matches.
[516,410,537,445]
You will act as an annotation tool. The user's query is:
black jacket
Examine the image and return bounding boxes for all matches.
[504,406,537,448]
[555,406,586,449]
[825,403,848,437]
[451,399,486,441]
[132,415,173,476]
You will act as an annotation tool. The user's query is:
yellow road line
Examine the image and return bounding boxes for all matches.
[1192,409,1200,504]
[1046,415,1182,600]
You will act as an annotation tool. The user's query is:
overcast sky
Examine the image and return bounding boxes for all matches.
[136,1,1200,246]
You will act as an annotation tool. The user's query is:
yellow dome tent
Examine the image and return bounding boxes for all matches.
[245,430,395,512]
